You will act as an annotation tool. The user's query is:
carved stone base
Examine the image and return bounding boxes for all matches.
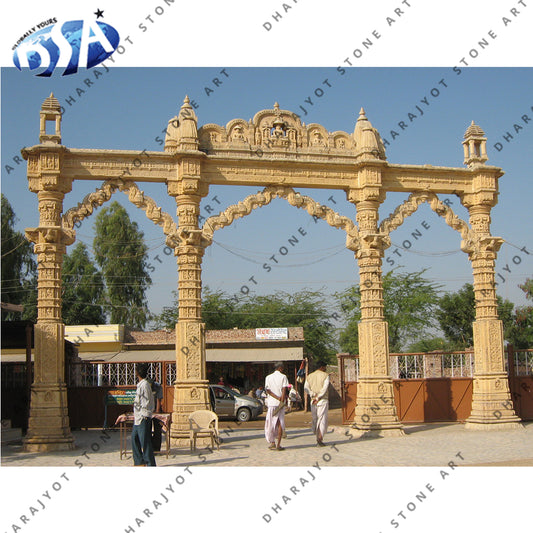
[354,320,404,437]
[23,382,75,452]
[466,320,523,430]
[465,372,523,430]
[352,376,404,437]
[170,379,211,448]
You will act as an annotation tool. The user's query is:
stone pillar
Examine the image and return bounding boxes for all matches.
[22,139,76,451]
[462,199,522,430]
[170,234,210,446]
[167,96,210,446]
[347,183,404,437]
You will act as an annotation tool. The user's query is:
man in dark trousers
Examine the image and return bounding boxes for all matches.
[147,376,164,452]
[132,363,156,466]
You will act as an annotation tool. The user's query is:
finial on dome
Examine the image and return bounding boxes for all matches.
[357,107,370,124]
[274,102,280,110]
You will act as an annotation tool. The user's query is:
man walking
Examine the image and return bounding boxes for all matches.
[264,362,289,451]
[304,360,330,447]
[132,363,156,466]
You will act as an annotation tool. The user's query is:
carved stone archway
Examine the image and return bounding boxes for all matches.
[22,95,521,451]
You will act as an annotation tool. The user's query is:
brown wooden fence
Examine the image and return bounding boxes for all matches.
[339,347,533,425]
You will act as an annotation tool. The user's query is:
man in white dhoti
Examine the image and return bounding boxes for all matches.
[264,362,289,451]
[304,361,330,447]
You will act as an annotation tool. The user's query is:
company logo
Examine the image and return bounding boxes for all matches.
[13,19,120,77]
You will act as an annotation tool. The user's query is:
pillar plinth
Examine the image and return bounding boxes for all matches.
[465,319,523,430]
[351,321,404,438]
[170,321,211,447]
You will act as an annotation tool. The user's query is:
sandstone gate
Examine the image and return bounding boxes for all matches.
[22,94,522,451]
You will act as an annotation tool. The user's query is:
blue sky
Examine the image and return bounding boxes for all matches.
[2,67,532,324]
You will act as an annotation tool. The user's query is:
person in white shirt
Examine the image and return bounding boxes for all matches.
[304,360,330,447]
[264,362,289,450]
[132,363,156,466]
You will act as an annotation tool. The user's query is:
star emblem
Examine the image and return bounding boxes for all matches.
[94,9,104,19]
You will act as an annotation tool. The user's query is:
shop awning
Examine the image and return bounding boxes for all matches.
[2,346,303,363]
[206,346,303,362]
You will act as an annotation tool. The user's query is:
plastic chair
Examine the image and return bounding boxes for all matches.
[188,410,220,451]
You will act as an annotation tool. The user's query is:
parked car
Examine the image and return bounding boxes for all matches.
[209,385,263,422]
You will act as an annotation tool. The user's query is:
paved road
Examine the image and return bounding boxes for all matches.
[3,417,533,467]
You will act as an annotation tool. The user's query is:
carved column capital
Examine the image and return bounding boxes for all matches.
[356,234,391,259]
[460,191,498,211]
[22,145,72,194]
[462,236,504,258]
[347,186,385,206]
[167,154,208,200]
[26,227,76,247]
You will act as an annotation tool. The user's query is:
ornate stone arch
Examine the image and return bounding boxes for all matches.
[379,191,476,249]
[201,185,360,251]
[62,178,180,248]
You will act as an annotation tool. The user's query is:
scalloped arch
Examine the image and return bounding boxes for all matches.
[379,191,475,244]
[201,185,360,251]
[62,178,180,248]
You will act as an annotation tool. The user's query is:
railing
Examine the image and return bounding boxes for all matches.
[67,361,163,387]
[338,350,477,381]
[11,347,528,389]
[514,349,533,376]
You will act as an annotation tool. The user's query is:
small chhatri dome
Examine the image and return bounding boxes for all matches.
[464,120,485,139]
[462,120,488,166]
[39,92,62,144]
[41,92,61,112]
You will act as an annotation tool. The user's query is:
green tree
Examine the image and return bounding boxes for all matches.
[154,287,338,363]
[507,307,533,348]
[93,201,152,328]
[62,242,106,325]
[436,283,514,348]
[406,337,454,353]
[506,278,533,348]
[337,269,442,353]
[519,278,533,300]
[1,194,36,320]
